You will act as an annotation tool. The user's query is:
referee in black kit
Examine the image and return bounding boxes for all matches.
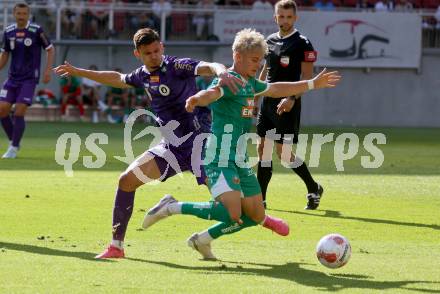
[256,0,324,210]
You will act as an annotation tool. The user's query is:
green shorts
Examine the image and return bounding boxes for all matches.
[205,162,261,199]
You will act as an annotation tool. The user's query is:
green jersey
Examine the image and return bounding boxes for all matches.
[205,71,268,164]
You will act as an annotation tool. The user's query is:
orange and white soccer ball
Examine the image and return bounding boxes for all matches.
[316,234,351,269]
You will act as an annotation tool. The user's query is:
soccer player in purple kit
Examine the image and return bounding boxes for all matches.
[54,28,253,259]
[0,2,55,159]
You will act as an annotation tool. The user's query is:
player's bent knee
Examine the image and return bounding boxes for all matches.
[118,171,141,192]
[0,106,11,117]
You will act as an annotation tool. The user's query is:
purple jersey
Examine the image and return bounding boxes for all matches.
[123,55,203,139]
[1,22,52,82]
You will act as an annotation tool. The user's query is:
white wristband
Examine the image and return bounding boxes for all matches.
[307,80,314,90]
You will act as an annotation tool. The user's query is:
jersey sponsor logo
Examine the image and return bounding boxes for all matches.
[242,98,255,117]
[174,62,193,72]
[24,38,33,46]
[150,76,160,83]
[280,56,290,67]
[28,27,37,33]
[0,89,7,98]
[304,51,317,62]
[9,38,15,50]
[158,84,170,96]
[241,106,253,117]
[246,98,254,107]
[16,32,25,37]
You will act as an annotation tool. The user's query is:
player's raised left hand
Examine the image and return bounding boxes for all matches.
[53,61,79,77]
[217,71,244,94]
[312,68,341,89]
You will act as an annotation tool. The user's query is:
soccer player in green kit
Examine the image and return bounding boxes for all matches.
[143,28,341,260]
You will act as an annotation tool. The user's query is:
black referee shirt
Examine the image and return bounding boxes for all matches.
[265,30,317,84]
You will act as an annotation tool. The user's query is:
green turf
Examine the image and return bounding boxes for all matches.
[1,122,439,293]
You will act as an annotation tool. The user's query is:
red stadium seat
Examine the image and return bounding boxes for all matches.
[172,13,189,34]
[422,0,440,8]
[411,0,422,8]
[241,0,255,6]
[343,0,358,7]
[113,12,126,33]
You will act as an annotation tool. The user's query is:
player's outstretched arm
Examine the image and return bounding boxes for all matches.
[0,51,9,71]
[185,87,222,113]
[53,61,131,88]
[42,46,55,84]
[263,68,341,98]
[196,61,243,93]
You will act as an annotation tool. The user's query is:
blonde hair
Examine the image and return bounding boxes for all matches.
[232,28,268,55]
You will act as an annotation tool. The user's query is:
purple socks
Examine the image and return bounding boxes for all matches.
[112,188,136,241]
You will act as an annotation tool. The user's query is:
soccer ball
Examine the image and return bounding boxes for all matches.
[316,234,351,269]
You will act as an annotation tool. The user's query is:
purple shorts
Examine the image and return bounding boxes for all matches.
[0,79,37,106]
[147,138,207,185]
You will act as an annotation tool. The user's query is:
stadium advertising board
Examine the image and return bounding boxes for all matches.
[214,11,422,69]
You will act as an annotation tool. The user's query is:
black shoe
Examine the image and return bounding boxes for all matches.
[263,201,267,209]
[305,184,324,210]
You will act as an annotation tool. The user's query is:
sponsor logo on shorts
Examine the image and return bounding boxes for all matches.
[0,89,7,98]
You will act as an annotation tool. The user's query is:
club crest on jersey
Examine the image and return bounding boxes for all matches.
[24,38,32,46]
[158,84,170,96]
[280,56,290,67]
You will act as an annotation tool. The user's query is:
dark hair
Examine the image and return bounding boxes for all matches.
[133,28,160,49]
[13,3,30,12]
[275,0,298,14]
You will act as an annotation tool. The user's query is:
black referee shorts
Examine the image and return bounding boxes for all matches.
[256,98,302,144]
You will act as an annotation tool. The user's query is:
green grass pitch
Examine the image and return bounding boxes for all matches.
[1,122,439,293]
